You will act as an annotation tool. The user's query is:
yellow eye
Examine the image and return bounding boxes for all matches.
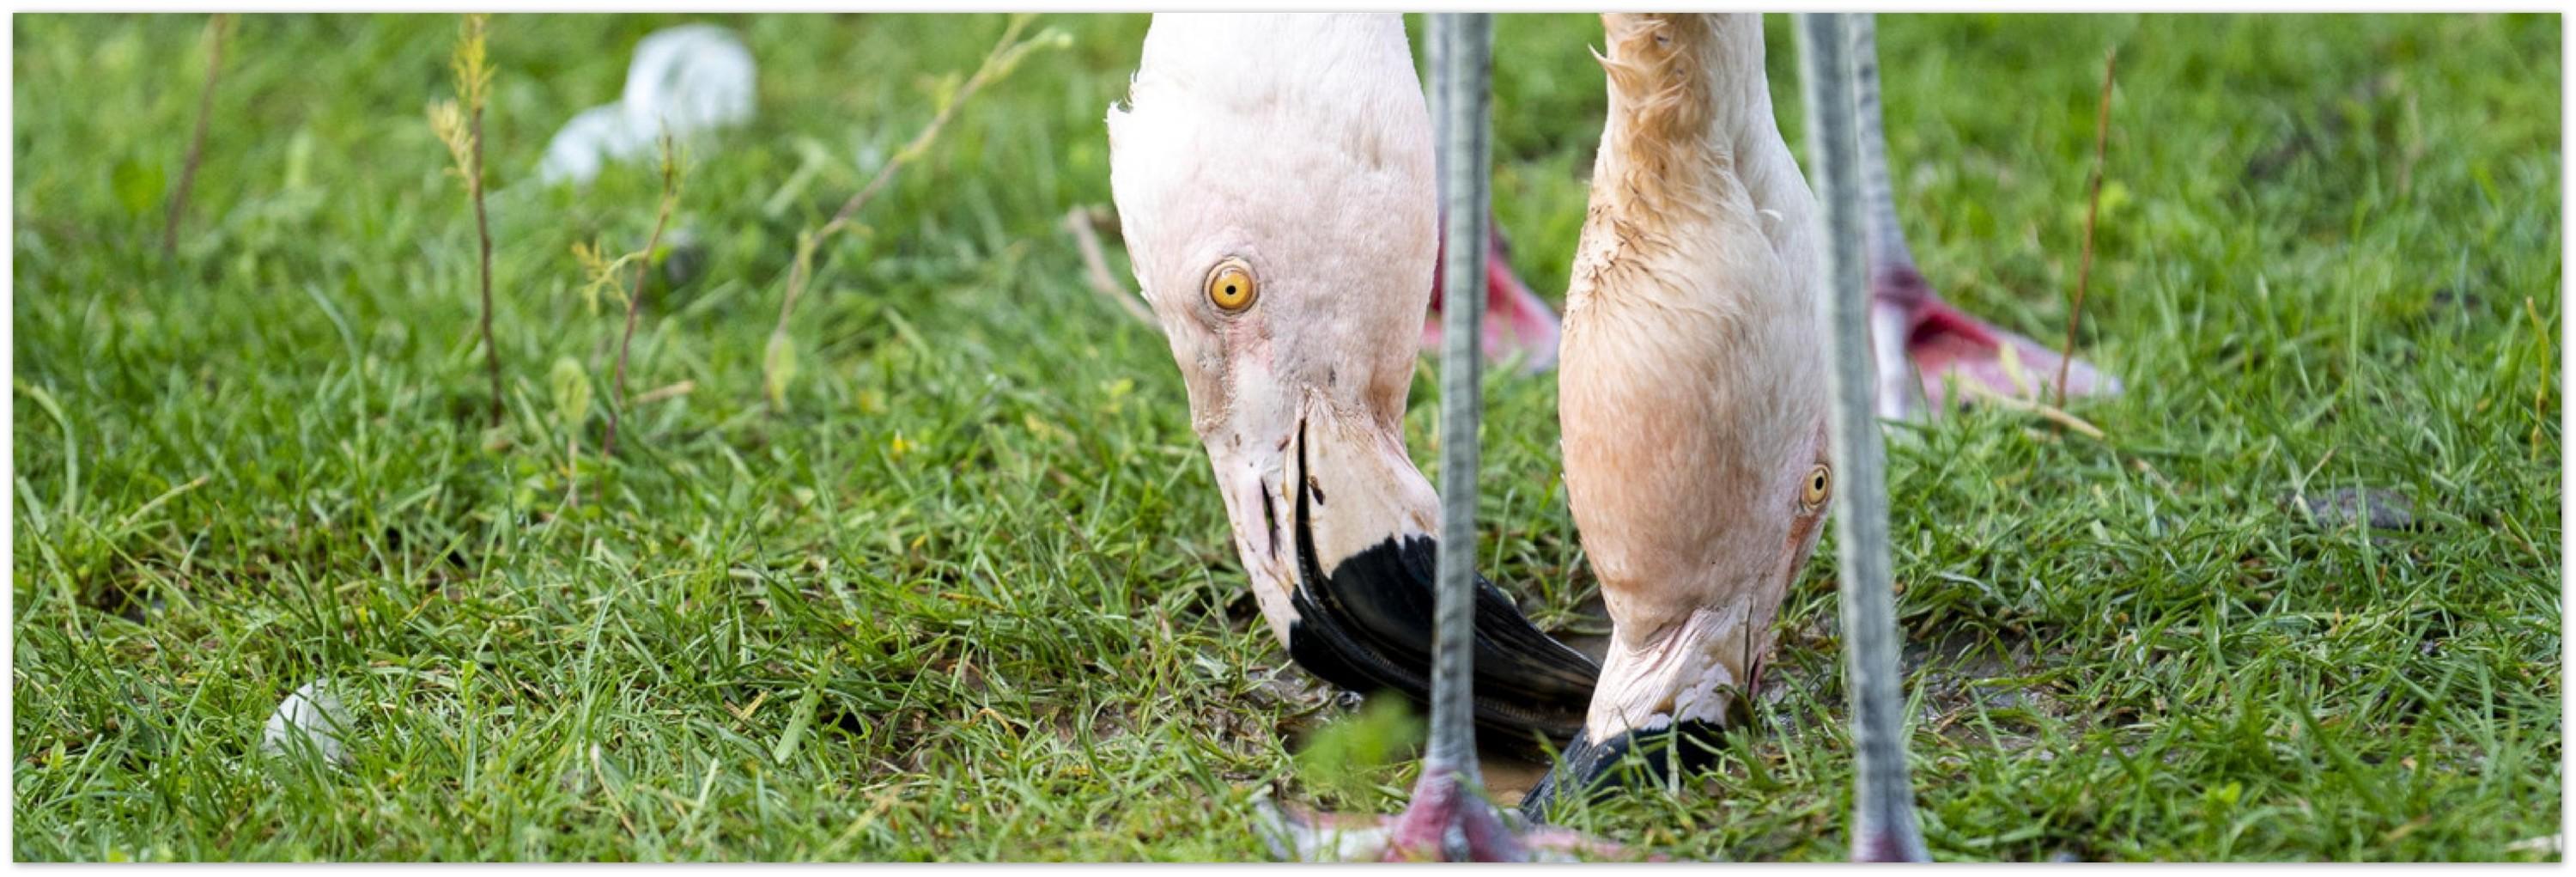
[1802,464,1832,509]
[1205,259,1258,312]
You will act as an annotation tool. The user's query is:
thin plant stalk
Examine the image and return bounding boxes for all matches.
[163,13,230,259]
[428,14,503,427]
[764,15,1064,411]
[471,82,500,428]
[2060,47,2117,404]
[604,134,681,458]
[1063,207,1156,326]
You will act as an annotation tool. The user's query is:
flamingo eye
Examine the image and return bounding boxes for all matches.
[1802,464,1832,509]
[1205,259,1258,312]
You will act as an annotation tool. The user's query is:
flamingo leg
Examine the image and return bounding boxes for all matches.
[1852,14,2120,420]
[1425,219,1563,374]
[1798,11,1932,862]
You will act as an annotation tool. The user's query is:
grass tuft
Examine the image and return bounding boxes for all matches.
[9,13,2559,862]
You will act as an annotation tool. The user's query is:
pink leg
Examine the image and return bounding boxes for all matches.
[1425,216,1562,374]
[1855,16,2116,420]
[1255,764,1647,862]
[1874,264,2121,416]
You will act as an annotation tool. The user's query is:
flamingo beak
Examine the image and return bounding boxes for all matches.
[1202,400,1601,750]
[1515,721,1728,819]
[1516,590,1788,819]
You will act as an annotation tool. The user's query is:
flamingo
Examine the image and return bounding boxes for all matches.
[1504,15,2111,819]
[1111,11,1941,861]
[1517,9,1835,818]
[1105,13,1599,755]
[1235,12,1932,861]
[1513,15,1929,862]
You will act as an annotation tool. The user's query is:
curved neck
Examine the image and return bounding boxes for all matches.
[1592,14,1778,215]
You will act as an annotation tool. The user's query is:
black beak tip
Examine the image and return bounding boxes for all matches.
[1516,729,1603,821]
[1517,719,1727,823]
[1284,522,1598,750]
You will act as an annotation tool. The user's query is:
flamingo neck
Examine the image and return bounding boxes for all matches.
[1589,14,1781,217]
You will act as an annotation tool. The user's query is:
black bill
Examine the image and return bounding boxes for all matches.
[1279,423,1601,752]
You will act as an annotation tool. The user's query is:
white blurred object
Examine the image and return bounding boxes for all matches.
[538,105,655,186]
[538,24,756,186]
[2507,835,2561,855]
[622,25,756,133]
[259,679,352,765]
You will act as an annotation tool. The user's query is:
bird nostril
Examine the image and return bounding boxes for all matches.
[1260,479,1282,558]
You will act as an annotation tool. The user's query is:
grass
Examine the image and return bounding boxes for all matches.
[10,12,2561,862]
